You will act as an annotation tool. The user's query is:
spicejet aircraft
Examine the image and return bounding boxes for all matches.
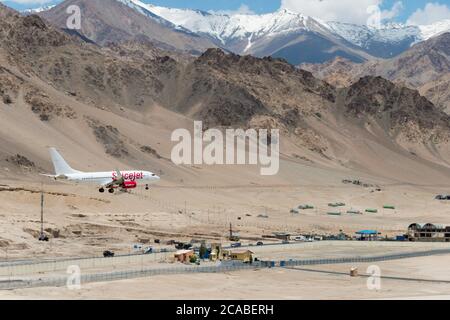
[45,148,160,193]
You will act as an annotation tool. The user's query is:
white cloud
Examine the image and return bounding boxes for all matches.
[209,4,255,16]
[280,0,403,25]
[381,1,403,20]
[407,3,450,25]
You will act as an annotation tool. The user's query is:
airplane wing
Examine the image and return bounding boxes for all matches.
[101,179,119,188]
[39,173,68,180]
[40,173,56,178]
[100,170,124,188]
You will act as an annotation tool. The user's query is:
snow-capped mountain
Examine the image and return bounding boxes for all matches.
[27,0,450,64]
[115,0,450,61]
[22,4,56,14]
[325,20,450,58]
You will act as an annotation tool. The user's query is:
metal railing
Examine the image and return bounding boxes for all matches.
[1,247,450,290]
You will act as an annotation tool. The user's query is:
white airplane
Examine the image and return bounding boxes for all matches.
[45,148,160,193]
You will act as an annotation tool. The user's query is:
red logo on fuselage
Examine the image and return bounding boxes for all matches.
[112,171,144,181]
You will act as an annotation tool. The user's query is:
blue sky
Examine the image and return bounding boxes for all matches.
[2,0,449,25]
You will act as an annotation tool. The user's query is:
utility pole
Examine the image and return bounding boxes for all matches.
[39,191,48,241]
[40,191,44,237]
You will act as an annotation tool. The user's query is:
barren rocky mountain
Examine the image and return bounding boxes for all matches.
[38,0,216,54]
[302,33,450,112]
[341,76,450,142]
[1,3,450,187]
[301,57,357,88]
[3,3,450,264]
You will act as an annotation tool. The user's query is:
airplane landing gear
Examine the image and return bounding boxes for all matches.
[99,188,105,193]
[108,188,114,194]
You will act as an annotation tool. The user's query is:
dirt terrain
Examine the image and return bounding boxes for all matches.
[3,252,450,300]
[0,4,449,299]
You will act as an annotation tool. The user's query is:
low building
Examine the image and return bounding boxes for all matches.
[273,232,291,241]
[407,223,450,242]
[209,243,225,261]
[174,249,195,263]
[356,230,380,241]
[227,250,254,263]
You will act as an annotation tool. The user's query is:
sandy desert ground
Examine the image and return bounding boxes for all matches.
[1,174,450,260]
[2,253,450,300]
[1,146,450,299]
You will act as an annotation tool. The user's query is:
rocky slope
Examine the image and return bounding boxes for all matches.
[1,3,450,185]
[38,0,215,54]
[341,76,450,142]
[119,1,450,62]
[34,0,450,65]
[302,33,450,112]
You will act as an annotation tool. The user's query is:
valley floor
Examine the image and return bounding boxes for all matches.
[2,254,450,300]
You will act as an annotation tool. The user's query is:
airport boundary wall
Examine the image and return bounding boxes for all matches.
[1,248,450,290]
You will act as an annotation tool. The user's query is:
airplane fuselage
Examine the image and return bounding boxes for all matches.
[47,148,160,193]
[61,171,159,185]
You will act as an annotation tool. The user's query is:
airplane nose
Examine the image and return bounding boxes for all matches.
[150,173,160,180]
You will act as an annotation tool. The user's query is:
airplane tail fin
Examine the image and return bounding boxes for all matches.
[49,148,80,176]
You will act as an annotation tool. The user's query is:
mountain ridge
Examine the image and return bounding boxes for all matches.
[302,32,450,113]
[28,0,450,64]
[38,0,216,54]
[2,3,450,186]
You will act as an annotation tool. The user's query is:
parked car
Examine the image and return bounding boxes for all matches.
[143,247,153,254]
[38,234,49,242]
[103,250,115,257]
[154,239,160,244]
[256,241,264,246]
[175,242,192,250]
[294,236,306,242]
[231,242,242,248]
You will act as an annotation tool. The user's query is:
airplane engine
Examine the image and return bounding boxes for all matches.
[122,181,137,189]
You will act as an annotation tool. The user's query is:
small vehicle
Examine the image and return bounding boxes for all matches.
[160,248,168,253]
[256,241,264,246]
[38,234,49,242]
[282,240,289,244]
[175,242,193,250]
[154,239,160,244]
[231,242,242,248]
[103,250,115,257]
[294,236,306,242]
[143,247,153,254]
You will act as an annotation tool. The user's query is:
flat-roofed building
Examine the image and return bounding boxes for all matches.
[174,249,195,263]
[407,223,450,242]
[226,250,254,263]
